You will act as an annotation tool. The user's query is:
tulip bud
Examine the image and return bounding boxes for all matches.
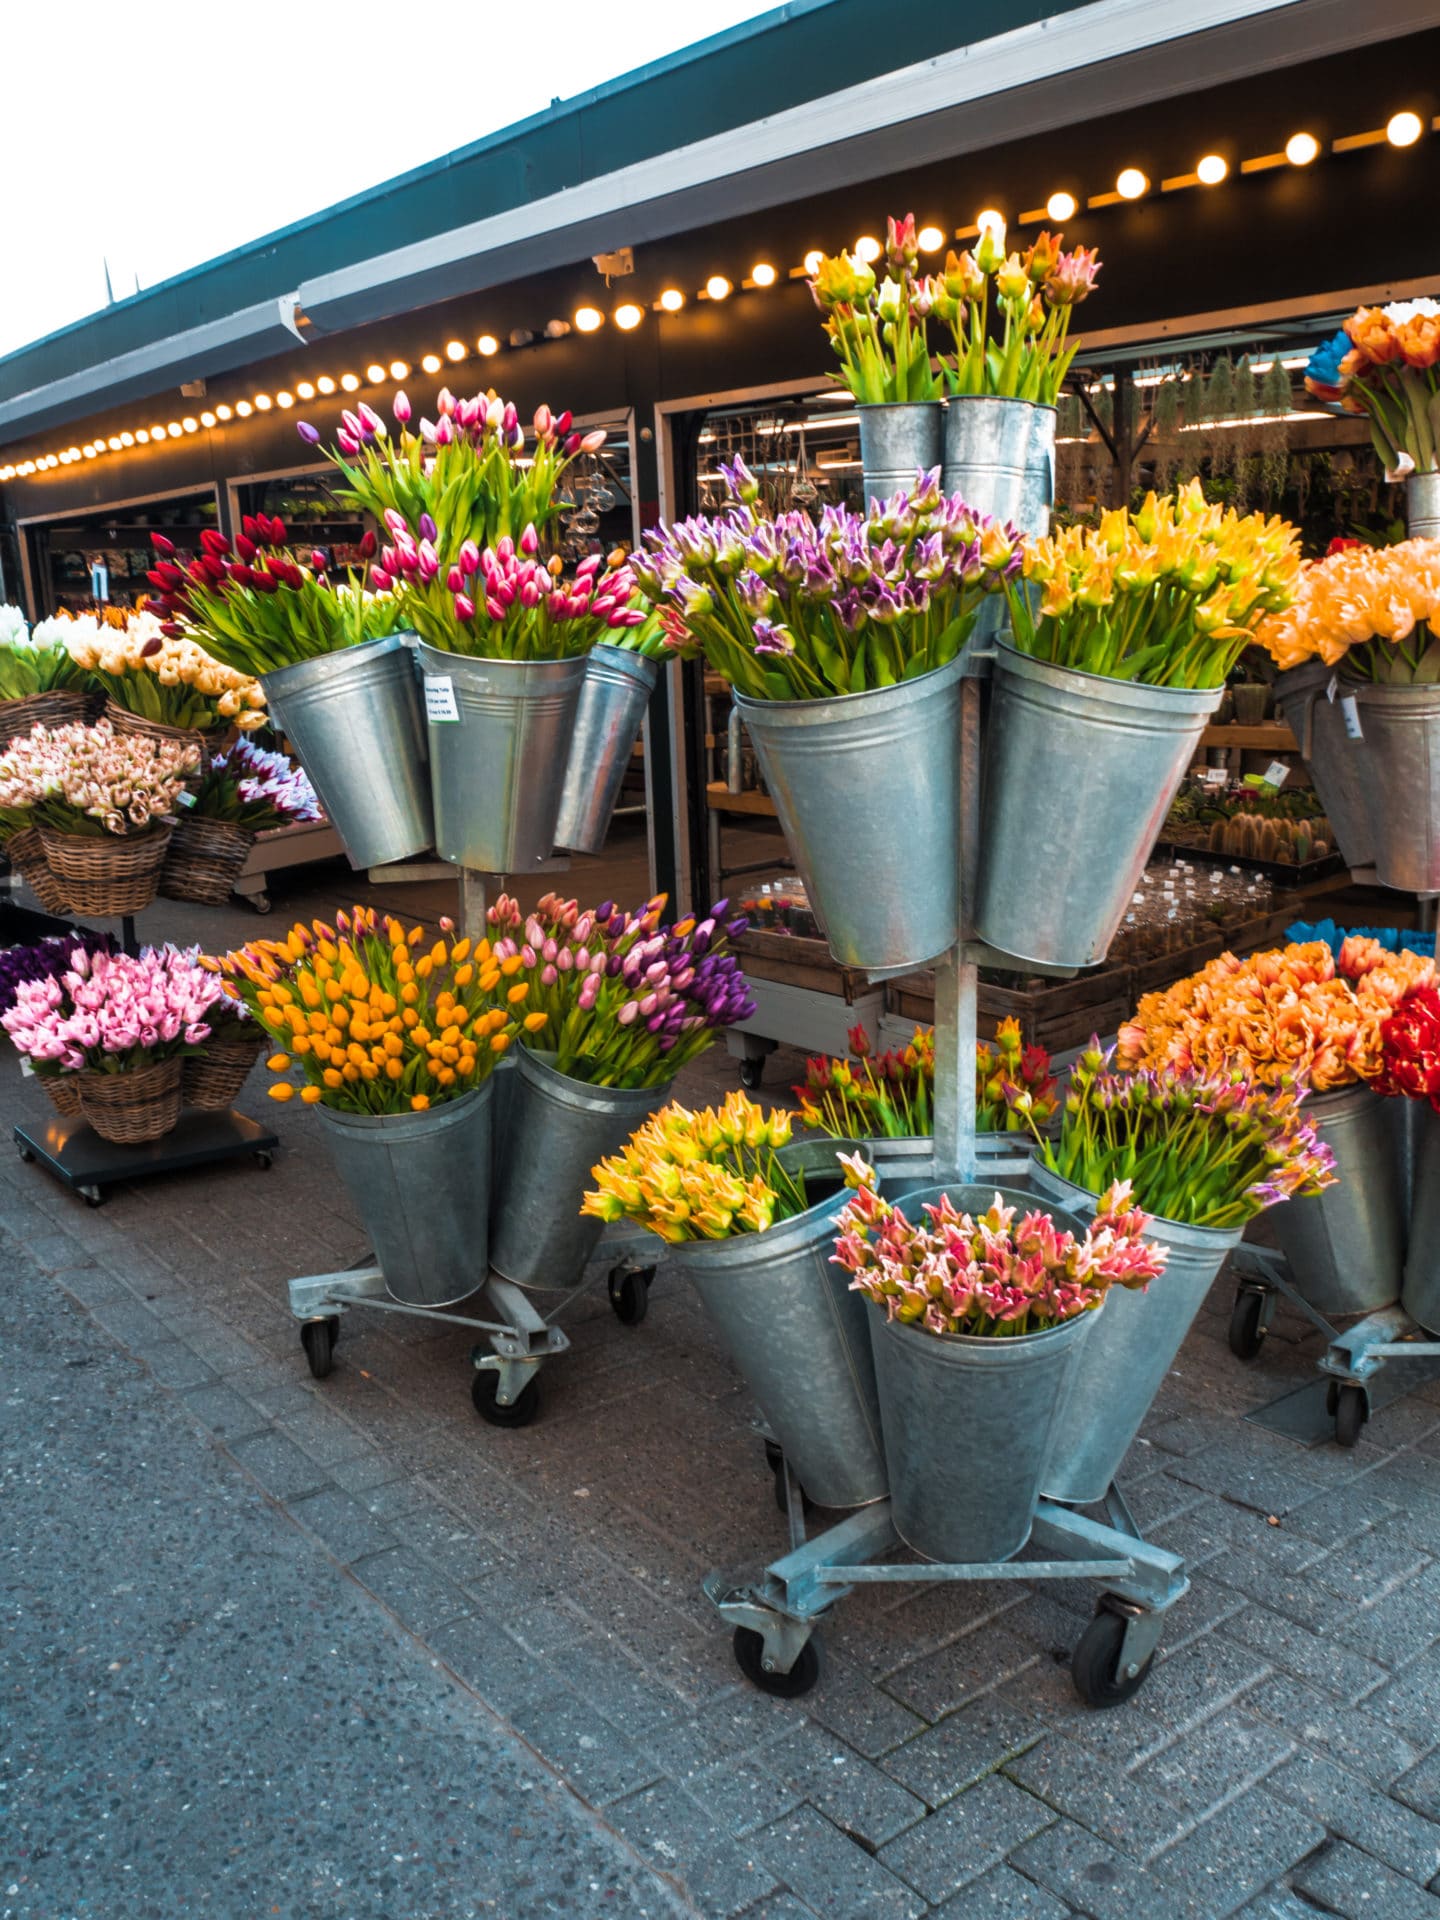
[419,513,438,543]
[241,515,260,539]
[370,565,394,591]
[459,540,480,576]
[485,596,506,621]
[497,535,514,565]
[486,398,505,432]
[519,522,539,557]
[337,430,359,454]
[297,420,321,445]
[580,429,607,453]
[393,391,411,423]
[151,532,176,555]
[502,402,518,434]
[454,593,476,621]
[564,432,582,455]
[437,387,456,417]
[234,533,257,562]
[555,410,573,436]
[200,528,230,556]
[436,418,455,444]
[533,404,552,439]
[446,565,465,593]
[311,549,328,571]
[359,530,377,558]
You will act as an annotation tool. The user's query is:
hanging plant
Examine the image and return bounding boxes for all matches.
[1150,377,1181,493]
[1205,357,1238,481]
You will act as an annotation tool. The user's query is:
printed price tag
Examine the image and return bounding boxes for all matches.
[424,675,461,724]
[1341,693,1364,741]
[18,1057,34,1078]
[176,789,198,809]
[1200,766,1228,787]
[1326,674,1339,703]
[1262,760,1291,788]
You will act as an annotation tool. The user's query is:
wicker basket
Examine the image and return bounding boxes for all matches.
[159,815,255,907]
[5,826,72,914]
[78,1056,183,1144]
[182,1034,264,1110]
[0,689,99,749]
[38,822,173,916]
[39,1074,83,1117]
[103,701,210,773]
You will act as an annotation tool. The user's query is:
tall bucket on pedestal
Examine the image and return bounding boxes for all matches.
[416,642,586,872]
[1345,677,1440,893]
[975,644,1220,968]
[261,635,432,870]
[734,655,963,971]
[942,397,1056,535]
[1029,1160,1241,1505]
[1408,471,1440,540]
[857,402,943,505]
[552,646,658,854]
[1271,663,1372,871]
[1268,1081,1404,1316]
[864,1133,1035,1200]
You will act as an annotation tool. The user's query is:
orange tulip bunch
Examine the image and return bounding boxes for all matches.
[1116,938,1436,1091]
[1254,537,1440,681]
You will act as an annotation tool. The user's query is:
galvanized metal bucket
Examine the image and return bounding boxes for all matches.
[734,655,964,971]
[488,1047,672,1292]
[865,1132,1035,1199]
[1401,1105,1440,1331]
[868,1181,1097,1562]
[1344,676,1440,892]
[415,641,586,872]
[316,1081,493,1307]
[975,642,1220,968]
[1268,1081,1404,1317]
[552,645,658,854]
[261,634,432,869]
[1029,1160,1241,1505]
[1271,663,1372,871]
[1408,471,1440,540]
[942,396,1055,535]
[671,1136,888,1509]
[857,401,943,505]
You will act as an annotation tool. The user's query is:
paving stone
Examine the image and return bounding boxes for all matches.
[176,1318,266,1373]
[1131,1709,1293,1814]
[384,1499,511,1590]
[1369,1653,1440,1748]
[1003,1734,1194,1859]
[227,1427,332,1502]
[177,1382,270,1441]
[1221,1604,1388,1703]
[931,1863,1073,1918]
[1396,1753,1440,1824]
[879,1775,1057,1905]
[47,1262,130,1307]
[1292,1837,1440,1918]
[1233,1890,1334,1920]
[1010,1817,1193,1920]
[1147,1787,1326,1918]
[732,1898,822,1920]
[327,1451,412,1498]
[1204,1546,1352,1633]
[349,1546,473,1635]
[807,1660,928,1760]
[688,1757,804,1840]
[608,1777,782,1916]
[756,1804,926,1918]
[1309,1526,1429,1605]
[507,1686,663,1808]
[426,1610,555,1718]
[880,1698,1043,1808]
[1239,1671,1423,1785]
[286,1486,399,1563]
[763,1720,926,1849]
[87,1296,171,1352]
[1323,1564,1440,1672]
[1165,1439,1329,1517]
[135,1338,219,1392]
[884,1620,1042,1721]
[1266,1750,1440,1883]
[1280,1482,1401,1548]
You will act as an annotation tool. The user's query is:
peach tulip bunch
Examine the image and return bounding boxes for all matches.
[0,717,198,838]
[63,607,268,732]
[1116,937,1437,1091]
[1254,537,1440,681]
[1305,300,1440,477]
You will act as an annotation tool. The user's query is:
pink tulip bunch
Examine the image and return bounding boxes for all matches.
[2,944,225,1075]
[0,718,198,838]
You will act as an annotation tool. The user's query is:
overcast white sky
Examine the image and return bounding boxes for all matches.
[0,0,780,359]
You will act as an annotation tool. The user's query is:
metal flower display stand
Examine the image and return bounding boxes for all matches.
[283,869,658,1427]
[705,669,1190,1706]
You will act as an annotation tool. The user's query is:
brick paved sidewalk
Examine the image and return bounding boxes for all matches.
[5,1019,1440,1916]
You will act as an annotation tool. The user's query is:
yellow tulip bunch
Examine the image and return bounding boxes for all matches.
[64,609,268,732]
[1010,482,1302,688]
[583,1093,808,1243]
[212,905,538,1113]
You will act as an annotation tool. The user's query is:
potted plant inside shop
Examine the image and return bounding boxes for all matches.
[1305,300,1440,535]
[145,517,420,869]
[931,220,1100,531]
[160,735,324,908]
[0,931,116,1115]
[633,457,1021,969]
[836,1164,1166,1560]
[1,943,225,1144]
[794,1017,1056,1193]
[0,717,199,915]
[0,606,98,746]
[485,889,754,1296]
[1117,934,1435,1319]
[216,906,522,1320]
[1256,536,1440,890]
[809,214,943,501]
[585,1095,886,1510]
[299,391,650,870]
[976,482,1302,967]
[1025,1041,1335,1503]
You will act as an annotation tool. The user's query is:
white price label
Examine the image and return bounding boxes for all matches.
[1262,760,1291,788]
[424,675,461,724]
[1341,694,1364,741]
[1201,766,1228,787]
[18,1057,34,1078]
[176,789,198,809]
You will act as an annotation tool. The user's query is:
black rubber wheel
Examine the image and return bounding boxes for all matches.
[1228,1288,1267,1362]
[254,1150,274,1170]
[607,1266,652,1326]
[79,1185,104,1207]
[732,1626,822,1698]
[472,1369,541,1427]
[16,1144,34,1163]
[249,894,272,915]
[1334,1384,1367,1448]
[300,1318,336,1380]
[1071,1607,1156,1708]
[738,1057,764,1090]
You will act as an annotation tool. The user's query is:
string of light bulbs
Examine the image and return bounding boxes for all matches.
[1,106,1433,486]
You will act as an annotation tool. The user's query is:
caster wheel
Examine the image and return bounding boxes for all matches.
[607,1266,652,1326]
[1228,1289,1267,1362]
[300,1318,337,1380]
[254,1151,274,1170]
[79,1186,104,1208]
[1333,1384,1367,1448]
[732,1626,821,1698]
[249,894,272,915]
[738,1057,764,1091]
[472,1369,541,1428]
[1071,1607,1155,1708]
[16,1144,34,1163]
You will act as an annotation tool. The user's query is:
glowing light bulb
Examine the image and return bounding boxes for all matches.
[658,288,685,312]
[1196,153,1228,185]
[853,235,881,263]
[421,354,441,373]
[316,375,336,395]
[706,275,732,301]
[1046,191,1078,222]
[253,394,273,412]
[389,359,409,379]
[214,405,233,422]
[182,416,199,433]
[477,334,499,355]
[976,208,1006,238]
[340,373,360,392]
[1285,131,1320,165]
[445,340,466,361]
[750,262,777,287]
[613,303,644,330]
[135,430,150,444]
[107,436,122,451]
[200,412,216,428]
[166,422,183,437]
[296,381,315,400]
[1387,110,1424,147]
[803,249,824,275]
[916,225,946,253]
[275,391,293,409]
[236,401,253,418]
[120,431,135,445]
[574,306,604,332]
[365,363,386,383]
[1116,168,1149,199]
[150,424,167,438]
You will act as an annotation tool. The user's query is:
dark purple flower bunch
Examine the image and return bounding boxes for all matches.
[0,932,115,1020]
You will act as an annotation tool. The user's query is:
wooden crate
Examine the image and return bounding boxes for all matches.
[732,928,870,1002]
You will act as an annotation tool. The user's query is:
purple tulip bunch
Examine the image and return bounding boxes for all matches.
[0,933,116,1019]
[2,945,225,1077]
[486,890,756,1089]
[631,457,1023,699]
